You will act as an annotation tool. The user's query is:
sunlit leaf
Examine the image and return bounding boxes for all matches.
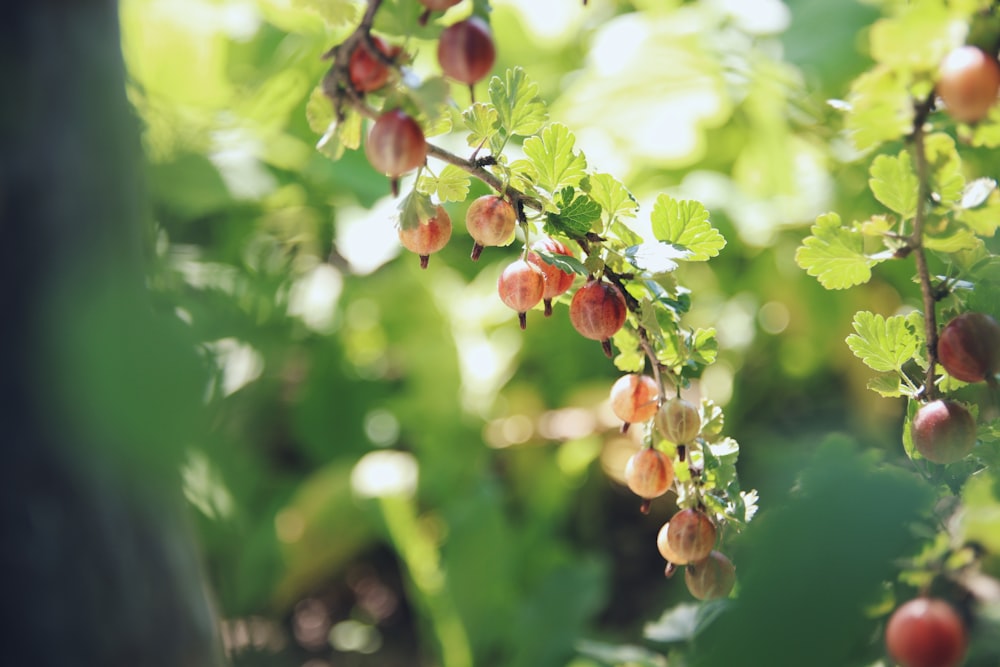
[397,189,437,231]
[522,123,587,193]
[624,243,687,274]
[795,213,884,289]
[869,151,918,218]
[924,133,965,207]
[488,67,548,137]
[292,0,362,27]
[586,173,639,224]
[846,311,920,373]
[462,102,500,148]
[650,195,725,261]
[845,66,914,151]
[418,165,470,203]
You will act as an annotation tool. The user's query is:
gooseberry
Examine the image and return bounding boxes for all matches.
[398,205,451,269]
[348,36,401,93]
[365,110,427,180]
[665,508,716,565]
[885,597,967,667]
[609,374,659,431]
[937,45,1000,123]
[569,279,627,358]
[937,312,1000,384]
[656,521,684,564]
[911,399,976,464]
[685,551,736,600]
[527,238,576,316]
[437,17,496,87]
[656,397,701,444]
[465,195,516,260]
[497,259,545,329]
[624,447,674,511]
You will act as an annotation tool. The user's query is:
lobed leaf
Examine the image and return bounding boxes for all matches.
[488,67,548,138]
[418,165,470,203]
[522,123,587,194]
[462,102,500,149]
[585,173,638,225]
[845,311,920,373]
[649,195,725,262]
[924,133,965,207]
[795,212,884,289]
[868,151,918,218]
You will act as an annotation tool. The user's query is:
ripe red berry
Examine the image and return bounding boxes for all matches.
[437,17,496,86]
[685,551,736,600]
[365,110,427,179]
[610,374,659,430]
[465,195,516,260]
[497,259,545,329]
[348,36,401,93]
[911,399,976,464]
[398,205,451,269]
[937,45,1000,123]
[527,238,576,316]
[665,508,716,565]
[937,312,1000,384]
[656,521,685,564]
[885,598,967,667]
[656,397,701,444]
[624,447,675,506]
[569,279,627,357]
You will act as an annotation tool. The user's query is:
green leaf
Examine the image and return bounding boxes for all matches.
[845,311,920,373]
[868,151,918,218]
[488,67,548,138]
[417,165,470,203]
[969,106,1000,148]
[585,173,638,224]
[688,327,718,367]
[844,66,914,152]
[612,327,644,373]
[956,189,1000,237]
[649,195,725,262]
[924,133,965,207]
[544,187,601,237]
[408,76,452,138]
[292,0,362,27]
[924,228,982,253]
[315,109,362,160]
[610,220,644,247]
[867,373,910,398]
[462,102,500,149]
[869,6,959,72]
[532,249,589,276]
[397,190,437,231]
[305,85,335,136]
[522,123,587,193]
[795,212,884,289]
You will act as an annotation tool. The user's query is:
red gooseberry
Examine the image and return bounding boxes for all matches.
[936,45,1000,123]
[497,259,545,329]
[665,508,716,565]
[365,110,427,181]
[465,195,516,260]
[398,205,451,269]
[885,598,967,667]
[437,17,496,87]
[527,237,576,316]
[348,36,401,93]
[911,399,976,464]
[569,279,627,358]
[937,312,1000,384]
[685,551,736,600]
[609,374,659,431]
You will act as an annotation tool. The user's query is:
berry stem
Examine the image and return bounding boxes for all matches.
[908,94,940,401]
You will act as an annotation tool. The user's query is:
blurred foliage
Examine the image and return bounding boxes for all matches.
[110,0,1000,666]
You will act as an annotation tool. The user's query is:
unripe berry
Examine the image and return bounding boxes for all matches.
[497,259,545,329]
[465,195,516,260]
[365,110,427,179]
[610,374,659,429]
[624,447,674,505]
[911,399,976,464]
[437,17,496,86]
[656,397,701,444]
[569,279,627,357]
[685,551,736,600]
[665,508,716,565]
[937,312,1000,384]
[348,36,401,93]
[527,238,576,316]
[885,598,967,667]
[398,205,451,269]
[937,45,1000,123]
[656,521,684,564]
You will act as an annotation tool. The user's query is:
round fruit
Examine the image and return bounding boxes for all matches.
[656,397,701,444]
[348,36,401,93]
[365,110,427,178]
[656,522,685,564]
[497,259,545,329]
[624,447,674,500]
[885,598,967,667]
[398,205,451,269]
[936,45,1000,123]
[610,374,659,426]
[527,238,576,316]
[937,312,1000,383]
[911,400,976,464]
[465,195,516,260]
[685,551,736,600]
[569,280,627,357]
[437,17,496,86]
[666,508,716,565]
